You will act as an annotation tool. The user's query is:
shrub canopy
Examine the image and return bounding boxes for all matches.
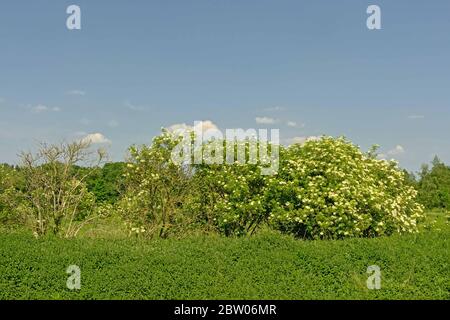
[3,132,426,239]
[185,135,424,238]
[268,137,424,238]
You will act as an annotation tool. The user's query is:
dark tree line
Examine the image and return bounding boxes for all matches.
[2,156,450,211]
[75,162,127,204]
[413,156,450,210]
[1,149,449,237]
[82,156,450,211]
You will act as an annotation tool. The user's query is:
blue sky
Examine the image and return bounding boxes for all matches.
[1,0,449,171]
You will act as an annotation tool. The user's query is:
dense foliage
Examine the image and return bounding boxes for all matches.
[0,214,448,299]
[1,133,449,300]
[83,162,127,204]
[188,140,275,236]
[0,164,24,227]
[13,142,106,237]
[268,137,424,238]
[1,131,449,239]
[186,136,424,238]
[415,157,450,210]
[118,131,193,238]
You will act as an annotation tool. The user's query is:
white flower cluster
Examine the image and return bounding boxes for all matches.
[119,131,424,239]
[268,137,424,238]
[195,136,424,238]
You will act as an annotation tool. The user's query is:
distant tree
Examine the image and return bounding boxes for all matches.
[417,156,450,210]
[84,162,127,204]
[0,164,25,227]
[18,141,107,237]
[403,169,418,187]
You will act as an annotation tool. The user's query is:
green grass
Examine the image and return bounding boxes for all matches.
[0,212,449,300]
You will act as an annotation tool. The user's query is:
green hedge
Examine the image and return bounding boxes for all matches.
[1,221,448,300]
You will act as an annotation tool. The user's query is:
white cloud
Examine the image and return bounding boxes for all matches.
[286,121,297,127]
[387,145,405,156]
[286,121,305,128]
[286,136,320,145]
[80,133,111,145]
[31,104,61,113]
[263,106,286,112]
[124,101,145,111]
[167,120,219,133]
[167,120,221,140]
[32,105,49,113]
[194,120,219,133]
[379,145,405,159]
[167,123,191,134]
[408,114,425,119]
[255,116,278,124]
[66,89,86,96]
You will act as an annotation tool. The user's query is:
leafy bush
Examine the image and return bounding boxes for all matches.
[122,132,424,239]
[82,162,127,204]
[185,134,280,236]
[189,136,424,239]
[2,133,427,240]
[417,157,450,210]
[268,137,424,238]
[0,226,448,300]
[17,141,106,237]
[0,164,25,228]
[118,130,192,238]
[189,155,269,236]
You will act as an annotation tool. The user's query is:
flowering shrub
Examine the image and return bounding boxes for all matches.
[186,139,281,236]
[16,141,103,238]
[119,130,192,238]
[119,130,424,239]
[190,160,267,236]
[268,137,424,239]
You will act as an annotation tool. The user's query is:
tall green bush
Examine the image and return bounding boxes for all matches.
[268,137,424,238]
[189,158,268,236]
[417,157,450,210]
[18,141,106,237]
[0,164,25,228]
[118,130,193,238]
